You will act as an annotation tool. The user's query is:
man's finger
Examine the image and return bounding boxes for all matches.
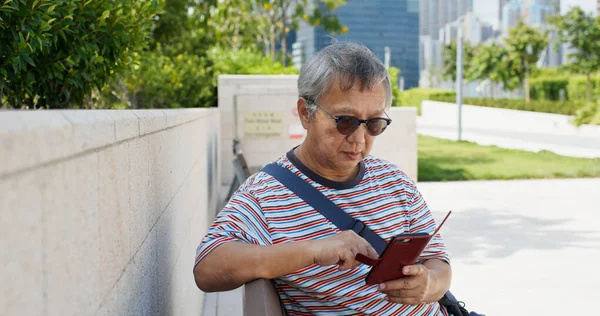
[379,276,419,291]
[338,258,352,271]
[342,251,355,269]
[383,287,423,299]
[365,242,379,259]
[402,264,426,276]
[357,243,368,258]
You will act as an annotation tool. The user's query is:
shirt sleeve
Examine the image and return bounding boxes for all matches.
[406,180,451,264]
[194,190,272,269]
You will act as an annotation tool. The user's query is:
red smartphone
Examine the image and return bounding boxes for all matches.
[355,211,452,285]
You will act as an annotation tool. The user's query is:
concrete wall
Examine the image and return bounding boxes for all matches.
[420,100,600,137]
[0,108,220,316]
[419,100,600,158]
[218,75,418,187]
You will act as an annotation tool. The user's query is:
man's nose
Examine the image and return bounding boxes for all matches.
[346,123,367,144]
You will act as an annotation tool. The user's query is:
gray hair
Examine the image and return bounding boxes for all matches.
[298,41,393,118]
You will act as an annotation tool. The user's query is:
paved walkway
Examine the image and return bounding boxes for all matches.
[420,178,600,315]
[203,178,600,315]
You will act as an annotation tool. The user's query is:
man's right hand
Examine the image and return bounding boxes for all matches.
[309,230,379,271]
[195,230,380,291]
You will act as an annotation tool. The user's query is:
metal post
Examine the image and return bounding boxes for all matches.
[384,46,391,69]
[456,22,463,142]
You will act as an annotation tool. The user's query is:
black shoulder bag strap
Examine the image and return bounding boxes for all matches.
[261,163,473,316]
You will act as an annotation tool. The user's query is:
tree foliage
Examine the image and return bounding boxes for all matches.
[253,0,347,65]
[573,99,600,126]
[387,66,401,106]
[151,0,216,57]
[550,6,600,102]
[2,0,348,109]
[441,39,474,82]
[100,45,298,109]
[0,0,159,109]
[208,0,261,52]
[504,20,548,103]
[467,43,507,97]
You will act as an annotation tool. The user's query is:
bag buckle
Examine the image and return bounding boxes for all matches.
[351,219,367,236]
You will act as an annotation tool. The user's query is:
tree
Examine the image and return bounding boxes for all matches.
[573,99,600,126]
[504,20,548,103]
[254,0,347,66]
[497,51,525,95]
[100,0,303,109]
[468,43,507,98]
[98,0,220,109]
[550,6,600,102]
[441,39,474,82]
[388,66,401,106]
[208,0,263,52]
[0,0,159,109]
[152,0,217,57]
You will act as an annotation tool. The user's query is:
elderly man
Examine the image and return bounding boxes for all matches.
[194,42,452,315]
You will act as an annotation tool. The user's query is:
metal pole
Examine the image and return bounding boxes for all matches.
[384,46,391,69]
[456,21,463,142]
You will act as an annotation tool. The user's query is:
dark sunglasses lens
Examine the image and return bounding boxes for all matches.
[367,119,389,136]
[336,117,360,135]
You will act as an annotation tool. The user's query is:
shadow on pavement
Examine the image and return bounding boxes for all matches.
[432,208,600,263]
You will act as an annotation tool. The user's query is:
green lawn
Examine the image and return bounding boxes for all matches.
[417,135,600,182]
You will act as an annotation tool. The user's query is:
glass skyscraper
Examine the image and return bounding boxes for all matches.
[294,0,420,89]
[420,0,472,40]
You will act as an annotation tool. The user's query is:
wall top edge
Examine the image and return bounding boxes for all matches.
[0,108,219,178]
[218,74,299,80]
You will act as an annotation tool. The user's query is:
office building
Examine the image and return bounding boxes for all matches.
[499,0,561,67]
[501,0,560,32]
[522,0,560,25]
[499,0,510,22]
[438,12,496,46]
[421,0,473,40]
[502,0,522,33]
[294,0,420,89]
[420,0,472,86]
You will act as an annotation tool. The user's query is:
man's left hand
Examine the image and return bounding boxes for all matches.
[378,264,435,305]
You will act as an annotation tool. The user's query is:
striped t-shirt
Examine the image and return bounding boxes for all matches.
[195,149,450,315]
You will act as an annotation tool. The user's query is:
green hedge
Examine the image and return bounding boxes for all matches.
[388,66,401,108]
[429,95,586,116]
[1,0,158,109]
[97,46,298,109]
[529,75,600,101]
[567,76,600,101]
[573,100,600,126]
[530,77,570,101]
[394,88,456,114]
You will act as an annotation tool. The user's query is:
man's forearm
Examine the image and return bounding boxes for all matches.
[424,259,452,302]
[194,240,315,292]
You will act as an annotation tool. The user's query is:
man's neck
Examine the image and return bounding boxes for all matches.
[294,143,359,183]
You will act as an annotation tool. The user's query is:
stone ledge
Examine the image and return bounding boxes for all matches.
[0,108,218,178]
[0,110,72,178]
[388,106,418,113]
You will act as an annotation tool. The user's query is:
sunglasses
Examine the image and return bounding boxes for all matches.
[308,99,392,136]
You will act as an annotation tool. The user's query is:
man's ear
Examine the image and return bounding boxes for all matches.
[297,97,310,129]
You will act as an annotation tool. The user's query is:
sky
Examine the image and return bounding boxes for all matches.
[560,0,598,14]
[473,0,598,30]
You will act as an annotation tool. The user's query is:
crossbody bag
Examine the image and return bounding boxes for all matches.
[261,163,477,316]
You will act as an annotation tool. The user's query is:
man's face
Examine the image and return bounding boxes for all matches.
[299,79,387,173]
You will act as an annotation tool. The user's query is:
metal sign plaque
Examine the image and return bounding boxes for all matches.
[242,112,284,139]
